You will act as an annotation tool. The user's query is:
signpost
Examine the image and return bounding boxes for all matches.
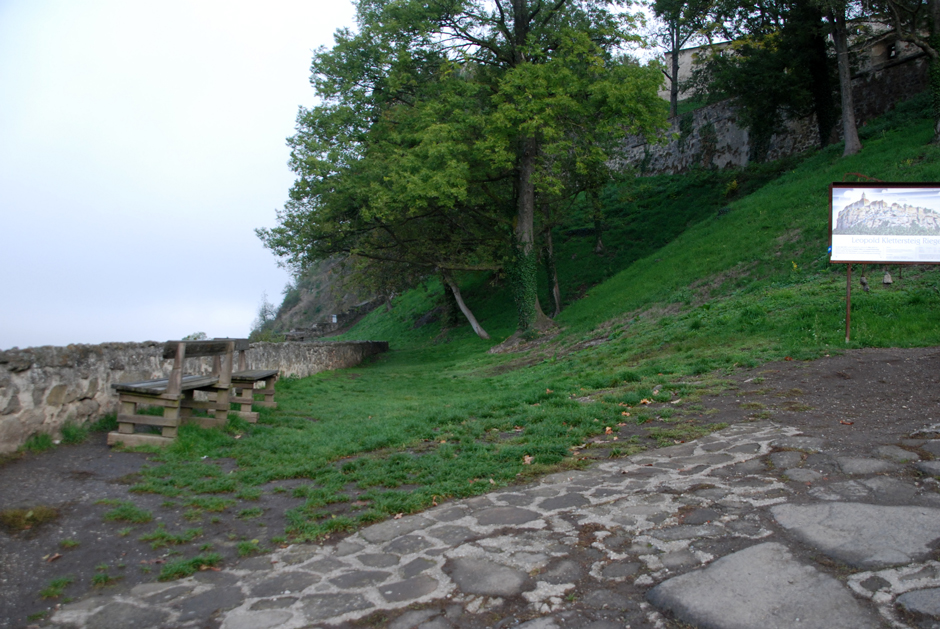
[829,182,940,341]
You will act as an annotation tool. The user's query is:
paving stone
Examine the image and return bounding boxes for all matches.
[430,506,469,522]
[446,557,532,596]
[701,440,730,452]
[649,524,724,541]
[898,588,940,619]
[681,507,721,525]
[539,493,590,510]
[921,441,940,457]
[654,443,697,458]
[770,451,803,469]
[581,622,623,629]
[498,493,537,507]
[225,610,294,629]
[647,542,879,629]
[300,592,374,621]
[386,534,436,555]
[728,459,766,474]
[916,461,940,477]
[804,453,839,473]
[876,445,920,462]
[771,502,940,569]
[860,476,919,502]
[417,619,454,629]
[600,561,641,579]
[771,436,826,452]
[785,467,821,482]
[333,540,365,557]
[581,589,630,610]
[193,570,240,586]
[140,584,194,604]
[282,545,325,563]
[329,569,392,589]
[859,576,891,592]
[305,557,347,574]
[809,480,872,501]
[475,506,541,526]
[402,557,437,578]
[837,457,898,475]
[358,553,401,568]
[380,574,438,602]
[540,559,581,584]
[661,550,698,569]
[902,565,940,581]
[250,596,297,610]
[428,525,477,545]
[726,443,760,455]
[361,516,435,545]
[176,585,245,621]
[240,556,278,571]
[388,609,440,629]
[85,602,170,629]
[250,570,320,597]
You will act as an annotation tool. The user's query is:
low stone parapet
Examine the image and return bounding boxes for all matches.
[0,340,389,454]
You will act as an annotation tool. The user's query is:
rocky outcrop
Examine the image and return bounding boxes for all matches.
[0,340,388,454]
[835,193,940,234]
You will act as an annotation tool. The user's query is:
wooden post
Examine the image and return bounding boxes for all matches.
[167,342,186,396]
[845,264,852,343]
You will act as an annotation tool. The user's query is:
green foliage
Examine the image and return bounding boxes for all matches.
[139,524,203,549]
[39,576,74,599]
[21,433,54,453]
[60,421,89,445]
[0,506,59,532]
[99,500,152,524]
[158,553,222,581]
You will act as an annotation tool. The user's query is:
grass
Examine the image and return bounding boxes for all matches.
[21,433,54,453]
[158,553,223,581]
[39,576,74,599]
[98,500,152,524]
[138,524,203,549]
[85,94,940,543]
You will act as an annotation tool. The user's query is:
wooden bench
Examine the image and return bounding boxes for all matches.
[228,345,278,421]
[108,339,246,447]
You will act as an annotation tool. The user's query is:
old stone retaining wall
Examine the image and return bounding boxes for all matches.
[0,340,389,454]
[616,54,929,176]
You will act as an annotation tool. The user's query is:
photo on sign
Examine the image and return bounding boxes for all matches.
[829,183,940,263]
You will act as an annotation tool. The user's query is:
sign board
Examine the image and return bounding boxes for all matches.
[829,182,940,264]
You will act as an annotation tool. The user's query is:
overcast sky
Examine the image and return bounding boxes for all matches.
[0,0,357,350]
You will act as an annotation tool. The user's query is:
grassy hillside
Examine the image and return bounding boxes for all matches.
[120,95,940,542]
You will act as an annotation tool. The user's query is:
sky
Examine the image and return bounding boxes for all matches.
[0,0,357,349]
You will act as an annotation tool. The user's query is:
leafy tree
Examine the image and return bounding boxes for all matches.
[883,0,940,142]
[687,0,838,160]
[258,0,667,340]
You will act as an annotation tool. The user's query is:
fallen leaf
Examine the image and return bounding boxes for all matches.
[431,496,439,506]
[605,427,613,434]
[621,411,631,416]
[617,422,626,427]
[531,403,540,406]
[784,356,793,361]
[546,389,553,393]
[394,513,404,519]
[489,478,496,485]
[523,455,533,465]
[612,437,619,441]
[46,553,62,563]
[640,399,651,405]
[440,439,447,444]
[234,434,242,439]
[840,420,854,425]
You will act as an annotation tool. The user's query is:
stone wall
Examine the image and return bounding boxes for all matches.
[617,54,929,176]
[0,340,389,454]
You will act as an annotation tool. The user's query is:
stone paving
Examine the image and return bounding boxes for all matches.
[46,421,940,629]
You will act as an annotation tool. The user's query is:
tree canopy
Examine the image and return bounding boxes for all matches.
[258,0,667,339]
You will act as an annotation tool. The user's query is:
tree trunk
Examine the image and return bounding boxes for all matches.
[512,137,551,332]
[795,1,837,146]
[669,32,680,119]
[440,272,460,328]
[830,8,862,156]
[442,275,490,340]
[542,220,562,318]
[591,190,605,254]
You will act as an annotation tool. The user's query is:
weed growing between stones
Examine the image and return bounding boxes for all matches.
[138,524,203,549]
[158,553,222,581]
[38,576,73,599]
[21,433,54,453]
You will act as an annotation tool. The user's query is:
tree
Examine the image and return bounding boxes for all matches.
[824,0,863,155]
[652,0,714,118]
[258,0,667,340]
[884,0,940,142]
[687,0,839,160]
